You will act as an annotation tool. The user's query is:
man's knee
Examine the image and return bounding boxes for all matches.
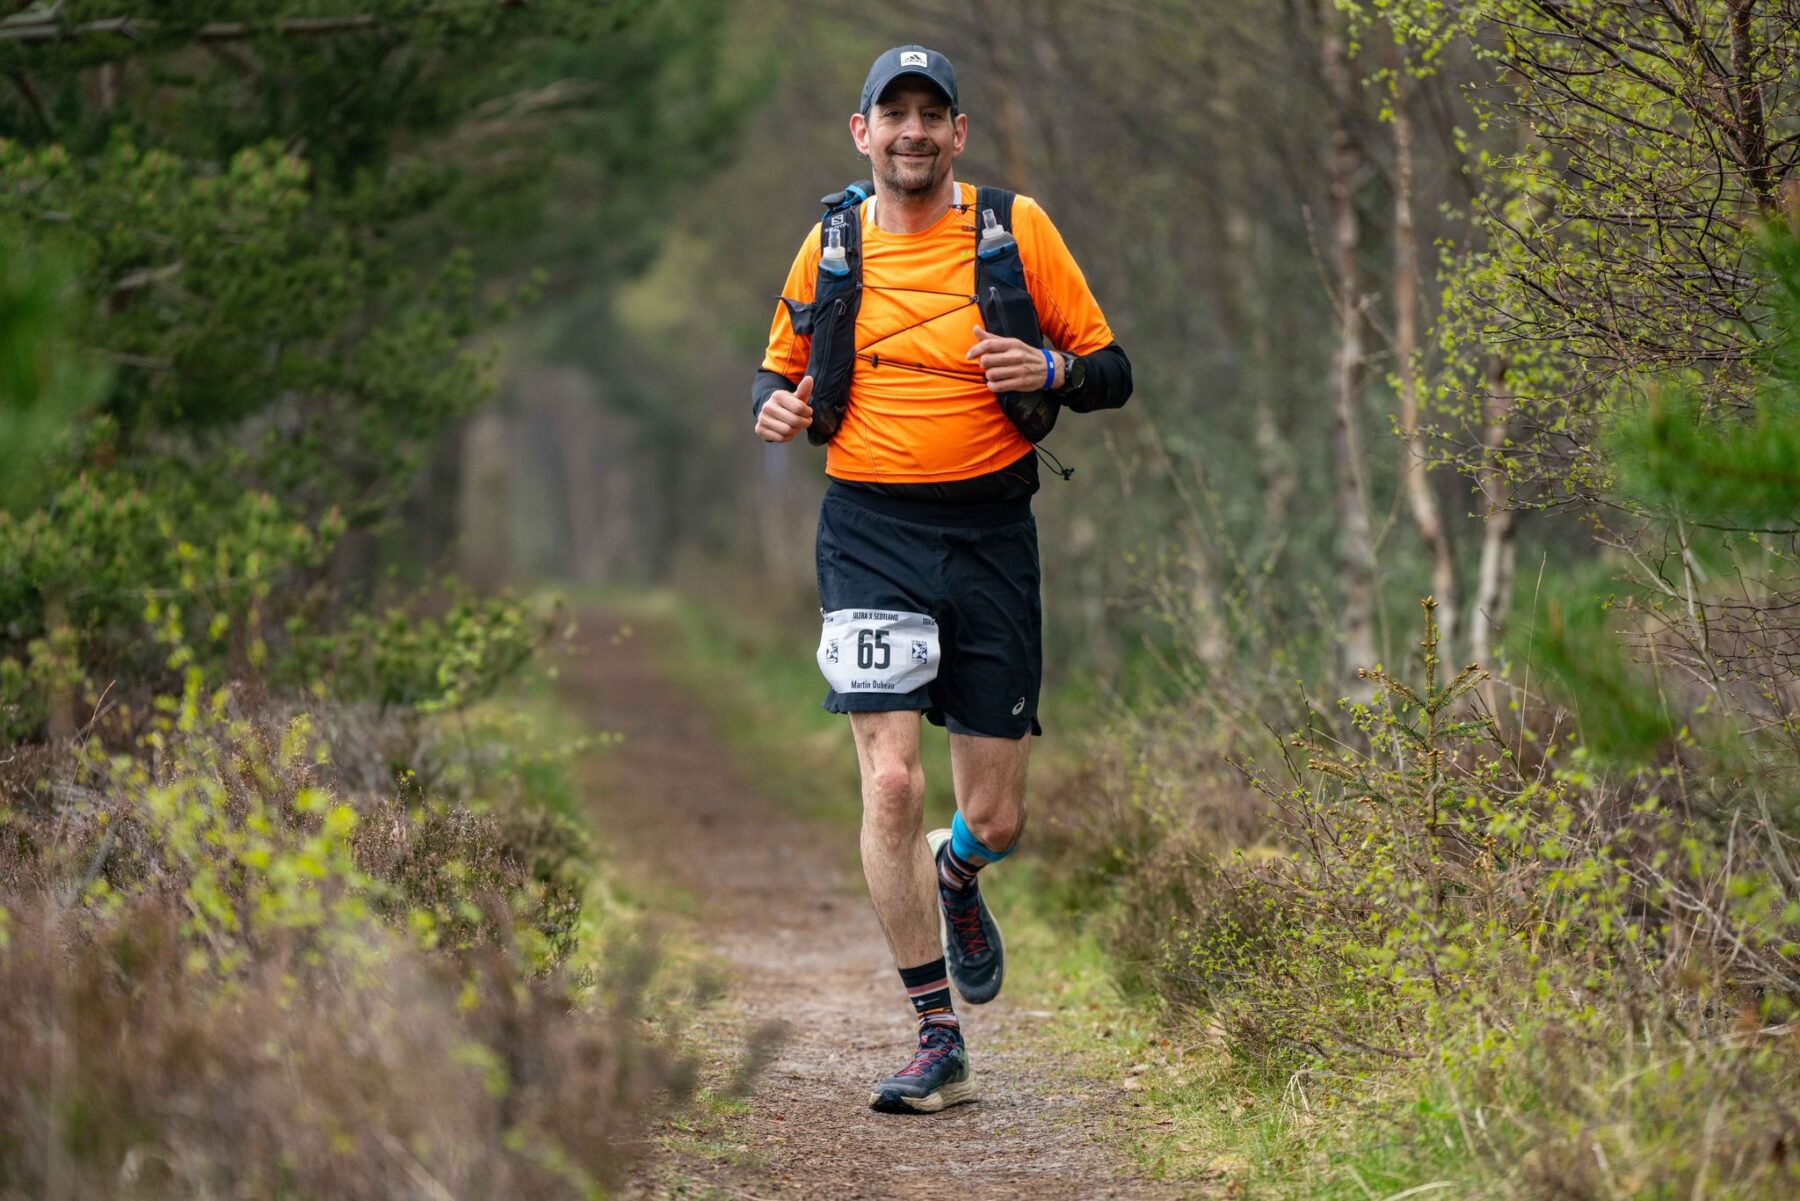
[963,805,1026,857]
[862,761,924,834]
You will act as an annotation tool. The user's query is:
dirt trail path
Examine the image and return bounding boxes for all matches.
[561,611,1194,1200]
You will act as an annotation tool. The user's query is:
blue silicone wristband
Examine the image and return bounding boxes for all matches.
[1041,347,1056,392]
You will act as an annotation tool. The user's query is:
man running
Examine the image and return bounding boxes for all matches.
[751,44,1131,1114]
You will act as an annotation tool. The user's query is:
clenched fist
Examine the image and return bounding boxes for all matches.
[755,374,815,443]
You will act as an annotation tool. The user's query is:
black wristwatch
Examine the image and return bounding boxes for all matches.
[1055,350,1085,394]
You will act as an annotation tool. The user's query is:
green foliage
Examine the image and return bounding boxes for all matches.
[0,6,752,1183]
[0,462,347,739]
[0,0,750,742]
[1526,590,1680,766]
[0,223,109,510]
[293,591,569,713]
[1422,1,1800,500]
[0,136,484,443]
[93,681,376,975]
[0,124,487,736]
[0,639,689,1198]
[0,7,754,1193]
[1611,223,1800,531]
[1505,223,1800,789]
[14,668,569,975]
[1340,0,1482,96]
[1193,605,1790,1062]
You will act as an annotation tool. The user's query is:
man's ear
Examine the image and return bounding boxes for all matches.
[850,112,871,156]
[951,112,968,155]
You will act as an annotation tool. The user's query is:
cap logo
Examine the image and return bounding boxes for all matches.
[900,50,927,67]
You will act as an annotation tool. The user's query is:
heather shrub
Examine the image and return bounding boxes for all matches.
[0,658,692,1198]
[1038,704,1273,997]
[0,892,683,1201]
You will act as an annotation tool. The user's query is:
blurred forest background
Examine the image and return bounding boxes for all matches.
[4,0,1800,1197]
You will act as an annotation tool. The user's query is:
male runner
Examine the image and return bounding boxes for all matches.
[751,45,1131,1113]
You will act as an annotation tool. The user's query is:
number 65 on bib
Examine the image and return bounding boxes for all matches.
[817,608,941,694]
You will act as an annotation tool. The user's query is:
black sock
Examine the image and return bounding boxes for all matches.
[899,957,960,1038]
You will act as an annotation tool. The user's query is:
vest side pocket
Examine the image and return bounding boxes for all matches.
[805,295,854,445]
[978,272,1061,443]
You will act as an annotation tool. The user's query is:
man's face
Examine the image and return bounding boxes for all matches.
[850,81,966,199]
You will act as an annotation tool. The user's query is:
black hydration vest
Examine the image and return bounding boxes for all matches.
[780,181,1061,447]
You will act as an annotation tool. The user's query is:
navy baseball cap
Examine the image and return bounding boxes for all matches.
[860,45,959,113]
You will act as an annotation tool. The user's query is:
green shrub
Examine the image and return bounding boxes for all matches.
[1178,602,1796,1062]
[1069,598,1800,1194]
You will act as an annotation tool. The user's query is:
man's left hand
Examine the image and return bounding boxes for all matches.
[966,325,1061,394]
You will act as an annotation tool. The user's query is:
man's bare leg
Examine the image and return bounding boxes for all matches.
[848,710,938,968]
[852,709,977,1114]
[925,730,1031,1005]
[947,730,1031,854]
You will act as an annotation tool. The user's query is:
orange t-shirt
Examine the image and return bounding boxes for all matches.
[761,182,1115,484]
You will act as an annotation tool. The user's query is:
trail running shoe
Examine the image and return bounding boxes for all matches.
[927,827,1006,1005]
[868,1024,977,1114]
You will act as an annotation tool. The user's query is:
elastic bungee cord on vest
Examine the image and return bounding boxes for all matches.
[848,284,1076,482]
[802,186,1076,477]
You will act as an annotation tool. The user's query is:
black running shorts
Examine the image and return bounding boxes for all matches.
[815,482,1043,739]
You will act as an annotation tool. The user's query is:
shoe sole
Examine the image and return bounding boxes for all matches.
[926,827,1004,1005]
[868,1072,979,1114]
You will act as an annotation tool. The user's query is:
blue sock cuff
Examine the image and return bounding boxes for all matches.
[949,811,1015,864]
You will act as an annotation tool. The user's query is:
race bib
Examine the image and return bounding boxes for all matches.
[817,608,940,694]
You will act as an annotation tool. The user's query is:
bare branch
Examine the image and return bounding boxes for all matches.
[0,1,528,46]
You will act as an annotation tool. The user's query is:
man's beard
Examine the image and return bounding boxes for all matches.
[875,145,945,198]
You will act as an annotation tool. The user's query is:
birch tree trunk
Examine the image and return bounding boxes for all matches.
[1470,353,1518,674]
[1319,0,1378,693]
[1389,53,1459,659]
[1469,111,1547,682]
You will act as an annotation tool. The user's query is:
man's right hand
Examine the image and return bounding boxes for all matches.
[755,374,815,443]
